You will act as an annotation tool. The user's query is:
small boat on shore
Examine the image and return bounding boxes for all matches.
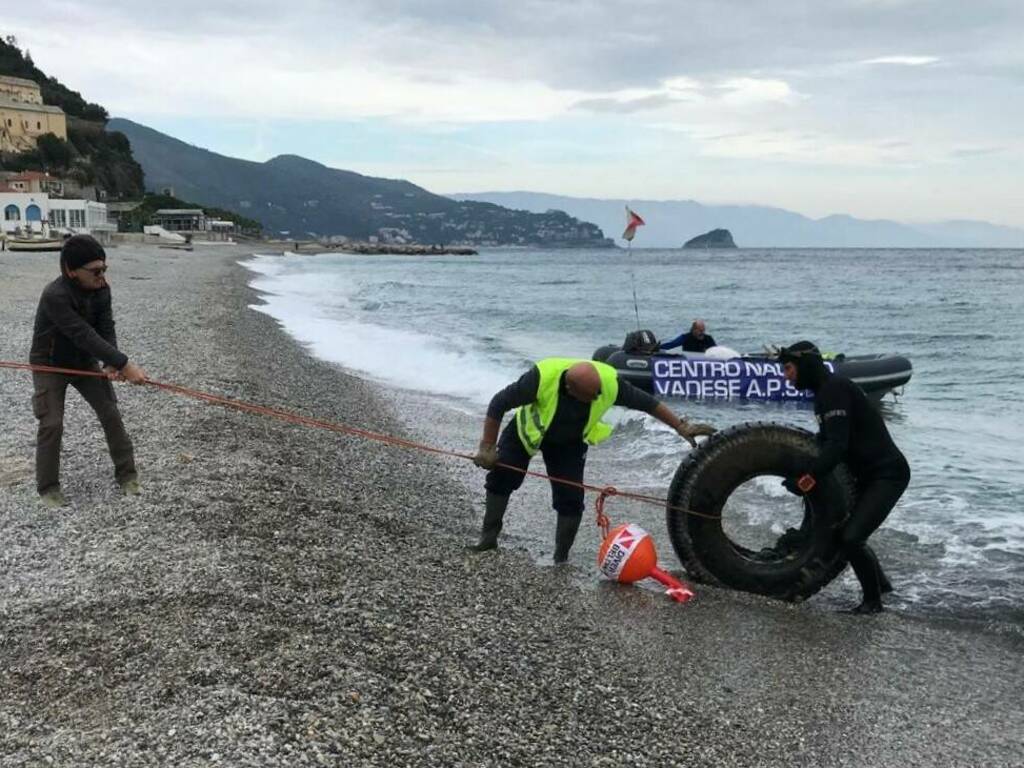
[593,343,912,402]
[6,237,65,252]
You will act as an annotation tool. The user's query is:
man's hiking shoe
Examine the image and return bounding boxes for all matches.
[40,489,67,508]
[120,478,141,496]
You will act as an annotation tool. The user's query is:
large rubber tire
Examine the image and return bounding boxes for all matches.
[666,422,855,601]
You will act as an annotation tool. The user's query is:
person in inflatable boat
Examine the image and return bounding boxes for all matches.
[659,319,717,353]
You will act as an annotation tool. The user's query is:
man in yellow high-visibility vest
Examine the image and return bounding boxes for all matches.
[471,358,714,562]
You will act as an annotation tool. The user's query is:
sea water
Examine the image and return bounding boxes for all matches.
[242,247,1024,625]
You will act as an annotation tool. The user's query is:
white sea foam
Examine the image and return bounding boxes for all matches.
[242,255,518,405]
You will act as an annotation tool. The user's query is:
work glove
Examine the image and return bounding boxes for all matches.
[677,420,716,447]
[782,474,816,496]
[473,441,498,470]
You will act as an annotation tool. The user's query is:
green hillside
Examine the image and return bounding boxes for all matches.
[0,34,144,199]
[109,118,612,247]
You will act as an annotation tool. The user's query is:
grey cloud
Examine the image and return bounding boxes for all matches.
[859,56,940,66]
[571,93,680,114]
[352,0,1024,90]
[24,0,1024,91]
[16,0,1024,144]
[949,146,1006,158]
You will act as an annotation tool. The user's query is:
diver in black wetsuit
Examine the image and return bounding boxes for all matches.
[779,341,910,614]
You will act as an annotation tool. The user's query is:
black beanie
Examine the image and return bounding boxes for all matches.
[61,234,106,272]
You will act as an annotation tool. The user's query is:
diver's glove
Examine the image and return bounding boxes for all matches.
[472,441,498,470]
[677,420,716,447]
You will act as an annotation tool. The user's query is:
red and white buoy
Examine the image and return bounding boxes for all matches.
[597,523,695,603]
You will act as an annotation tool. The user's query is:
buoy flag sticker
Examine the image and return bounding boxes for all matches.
[599,523,647,579]
[622,206,645,242]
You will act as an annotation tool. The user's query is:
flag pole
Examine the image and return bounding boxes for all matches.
[628,239,641,329]
[622,205,645,330]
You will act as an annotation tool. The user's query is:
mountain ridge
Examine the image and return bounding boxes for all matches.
[0,36,144,199]
[449,191,1024,248]
[109,119,612,247]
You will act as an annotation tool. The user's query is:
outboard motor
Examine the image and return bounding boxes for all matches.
[622,329,660,355]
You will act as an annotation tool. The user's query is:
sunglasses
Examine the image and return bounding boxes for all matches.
[81,265,108,277]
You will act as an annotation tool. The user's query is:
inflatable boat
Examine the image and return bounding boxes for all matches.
[592,344,911,402]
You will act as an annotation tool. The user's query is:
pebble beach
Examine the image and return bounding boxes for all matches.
[1,245,1021,767]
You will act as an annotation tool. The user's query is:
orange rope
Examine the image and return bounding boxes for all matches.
[594,486,617,538]
[2,361,719,525]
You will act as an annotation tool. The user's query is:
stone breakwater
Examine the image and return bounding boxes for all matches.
[285,241,479,256]
[0,246,1021,767]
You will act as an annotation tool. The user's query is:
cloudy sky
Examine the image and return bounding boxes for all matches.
[9,1,1024,225]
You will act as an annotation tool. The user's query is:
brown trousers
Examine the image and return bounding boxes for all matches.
[32,371,136,494]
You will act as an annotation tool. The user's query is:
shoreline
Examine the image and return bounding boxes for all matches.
[238,248,1023,628]
[267,240,479,256]
[1,246,1021,766]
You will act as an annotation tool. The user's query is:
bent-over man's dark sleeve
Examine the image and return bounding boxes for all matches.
[613,376,659,414]
[44,288,129,370]
[486,366,541,421]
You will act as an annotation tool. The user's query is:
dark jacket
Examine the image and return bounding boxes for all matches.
[660,331,717,353]
[807,375,908,480]
[30,276,129,371]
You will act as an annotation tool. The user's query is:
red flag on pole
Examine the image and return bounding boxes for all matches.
[622,206,645,242]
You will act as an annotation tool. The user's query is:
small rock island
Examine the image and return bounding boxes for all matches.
[683,228,737,249]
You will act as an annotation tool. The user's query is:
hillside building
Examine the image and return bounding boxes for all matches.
[0,75,68,153]
[1,170,65,195]
[151,208,207,232]
[48,198,115,237]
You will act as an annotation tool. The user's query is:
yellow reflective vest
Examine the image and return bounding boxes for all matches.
[515,358,620,456]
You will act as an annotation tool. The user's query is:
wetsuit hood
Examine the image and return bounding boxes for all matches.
[779,340,827,391]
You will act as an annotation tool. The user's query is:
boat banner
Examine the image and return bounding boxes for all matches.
[651,357,832,401]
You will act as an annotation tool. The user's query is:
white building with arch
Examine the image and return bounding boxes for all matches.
[1,191,49,234]
[1,192,114,240]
